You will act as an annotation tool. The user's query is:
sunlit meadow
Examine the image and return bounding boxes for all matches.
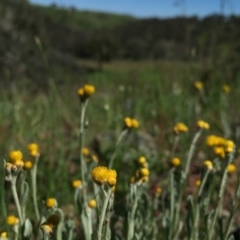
[1,60,240,240]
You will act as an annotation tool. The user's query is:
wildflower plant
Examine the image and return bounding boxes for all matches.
[2,82,240,240]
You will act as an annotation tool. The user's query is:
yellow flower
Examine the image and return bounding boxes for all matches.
[46,198,57,208]
[225,140,235,153]
[222,84,231,94]
[155,187,162,196]
[124,117,132,128]
[72,180,82,189]
[206,135,226,147]
[91,166,117,186]
[9,150,23,163]
[78,84,95,101]
[195,180,201,187]
[28,143,39,157]
[173,122,188,134]
[194,81,203,90]
[213,147,225,158]
[83,85,95,97]
[24,161,33,170]
[203,160,213,170]
[92,155,98,163]
[15,160,24,168]
[197,120,210,130]
[107,177,117,186]
[138,156,146,165]
[139,168,150,177]
[82,147,90,157]
[171,157,181,167]
[88,199,97,208]
[131,119,140,128]
[227,164,236,174]
[0,231,7,238]
[40,224,53,235]
[124,117,139,129]
[6,215,19,226]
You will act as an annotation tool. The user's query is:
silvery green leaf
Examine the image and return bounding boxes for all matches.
[22,218,33,240]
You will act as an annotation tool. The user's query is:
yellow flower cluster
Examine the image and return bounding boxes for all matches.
[138,156,148,168]
[6,150,24,172]
[6,215,19,226]
[194,81,203,90]
[91,166,117,186]
[130,166,150,184]
[28,143,39,157]
[77,84,95,102]
[23,161,33,170]
[173,122,188,134]
[206,135,235,158]
[81,148,98,163]
[222,84,231,94]
[46,198,58,208]
[171,157,181,167]
[195,180,201,187]
[124,117,139,129]
[197,120,210,130]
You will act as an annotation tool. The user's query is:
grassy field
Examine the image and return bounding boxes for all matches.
[1,59,240,239]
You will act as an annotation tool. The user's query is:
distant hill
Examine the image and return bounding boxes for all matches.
[1,0,240,86]
[34,4,135,30]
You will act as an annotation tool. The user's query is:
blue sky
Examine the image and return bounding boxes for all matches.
[29,0,240,18]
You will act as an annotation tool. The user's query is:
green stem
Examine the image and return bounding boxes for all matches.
[108,129,128,169]
[11,178,23,226]
[97,188,112,240]
[79,100,88,204]
[31,155,40,221]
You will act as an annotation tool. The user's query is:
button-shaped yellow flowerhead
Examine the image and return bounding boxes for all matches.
[124,117,132,128]
[46,198,57,208]
[171,157,181,167]
[203,160,213,170]
[194,81,203,90]
[139,167,150,177]
[213,147,225,158]
[124,117,139,129]
[225,140,235,153]
[28,143,39,157]
[155,187,162,196]
[197,120,210,130]
[195,180,201,187]
[9,150,23,163]
[138,156,146,165]
[82,147,90,157]
[83,85,95,97]
[72,180,82,189]
[0,231,7,238]
[227,164,236,174]
[131,119,140,128]
[173,122,188,134]
[40,224,53,235]
[24,161,33,170]
[222,84,231,94]
[88,199,97,208]
[6,215,19,226]
[77,84,95,102]
[91,166,117,186]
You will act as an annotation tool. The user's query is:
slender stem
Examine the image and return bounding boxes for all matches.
[184,129,203,178]
[67,228,73,240]
[108,129,128,169]
[31,155,40,221]
[97,188,112,240]
[79,100,88,204]
[11,179,23,225]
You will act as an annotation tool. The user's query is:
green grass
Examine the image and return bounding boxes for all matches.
[1,60,240,238]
